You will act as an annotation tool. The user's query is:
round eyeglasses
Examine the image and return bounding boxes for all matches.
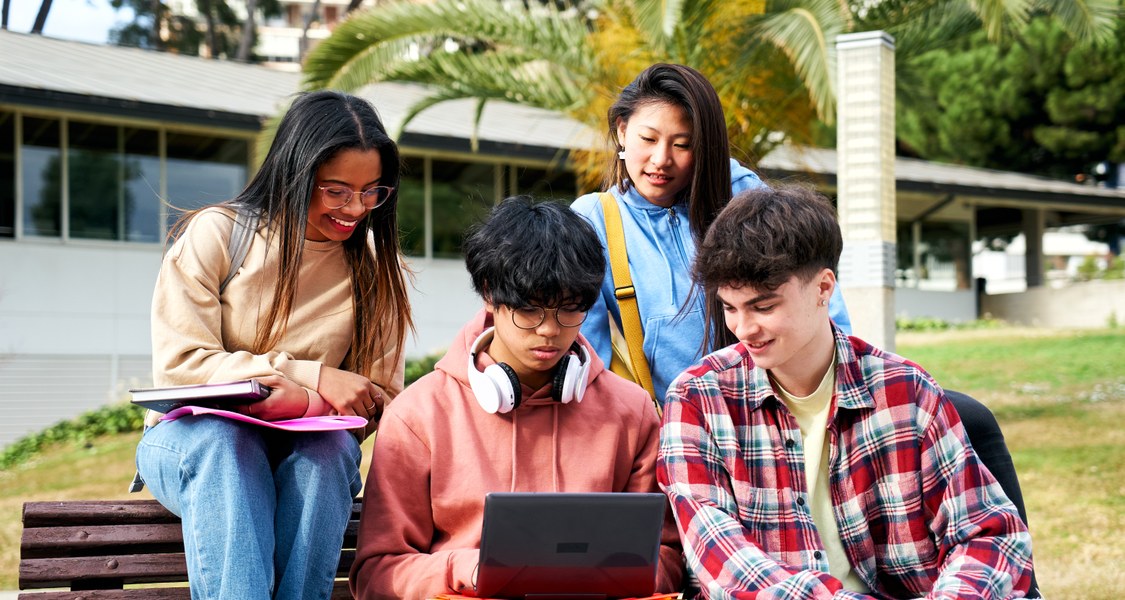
[510,305,588,330]
[317,185,395,210]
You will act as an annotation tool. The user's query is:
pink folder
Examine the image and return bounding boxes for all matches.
[161,405,368,431]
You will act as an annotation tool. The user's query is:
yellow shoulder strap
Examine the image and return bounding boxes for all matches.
[599,193,659,411]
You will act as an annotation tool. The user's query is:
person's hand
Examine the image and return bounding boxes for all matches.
[317,366,385,420]
[232,375,308,421]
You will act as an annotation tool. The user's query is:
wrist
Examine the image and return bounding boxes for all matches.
[302,388,326,417]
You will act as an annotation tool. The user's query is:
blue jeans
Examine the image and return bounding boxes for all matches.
[136,415,363,600]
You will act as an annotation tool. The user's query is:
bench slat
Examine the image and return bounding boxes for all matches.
[22,501,180,528]
[17,588,190,599]
[20,499,363,596]
[21,524,185,558]
[15,580,352,599]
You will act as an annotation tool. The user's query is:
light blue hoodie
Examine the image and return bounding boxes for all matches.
[571,159,852,404]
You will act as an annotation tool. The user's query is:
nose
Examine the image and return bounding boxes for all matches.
[340,192,369,216]
[650,143,673,167]
[730,313,760,342]
[535,310,563,337]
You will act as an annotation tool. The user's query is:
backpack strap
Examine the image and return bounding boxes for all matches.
[599,193,659,412]
[221,207,259,294]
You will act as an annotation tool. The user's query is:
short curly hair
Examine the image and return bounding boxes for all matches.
[694,185,842,349]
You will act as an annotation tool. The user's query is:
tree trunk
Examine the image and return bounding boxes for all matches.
[345,0,363,14]
[297,0,320,63]
[151,0,164,50]
[236,0,257,61]
[201,0,218,58]
[30,0,53,34]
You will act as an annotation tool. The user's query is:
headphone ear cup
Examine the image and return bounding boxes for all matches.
[486,362,521,413]
[551,355,573,403]
[553,354,587,404]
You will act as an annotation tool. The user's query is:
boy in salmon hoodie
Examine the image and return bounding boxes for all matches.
[350,196,684,600]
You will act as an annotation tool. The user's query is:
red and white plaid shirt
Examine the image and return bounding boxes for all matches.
[658,327,1033,599]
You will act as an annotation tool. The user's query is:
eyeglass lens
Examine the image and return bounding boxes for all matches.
[319,185,393,209]
[511,306,588,329]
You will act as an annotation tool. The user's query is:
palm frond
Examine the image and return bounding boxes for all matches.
[1035,0,1119,43]
[745,0,848,121]
[303,0,591,91]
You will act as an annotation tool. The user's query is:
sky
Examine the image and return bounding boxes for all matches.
[6,0,133,45]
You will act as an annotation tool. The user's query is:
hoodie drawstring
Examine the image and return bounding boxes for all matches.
[552,405,560,492]
[509,409,518,492]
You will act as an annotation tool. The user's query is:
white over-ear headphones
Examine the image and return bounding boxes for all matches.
[467,327,592,414]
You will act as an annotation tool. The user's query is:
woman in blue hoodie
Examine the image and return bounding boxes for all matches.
[571,63,850,404]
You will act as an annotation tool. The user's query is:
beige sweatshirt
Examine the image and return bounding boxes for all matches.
[146,206,404,435]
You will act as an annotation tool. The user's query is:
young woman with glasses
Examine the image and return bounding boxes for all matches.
[134,90,413,600]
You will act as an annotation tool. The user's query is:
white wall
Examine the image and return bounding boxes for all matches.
[0,241,478,448]
[894,288,977,323]
[982,279,1125,328]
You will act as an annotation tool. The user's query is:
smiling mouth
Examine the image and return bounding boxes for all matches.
[330,215,358,228]
[645,172,672,184]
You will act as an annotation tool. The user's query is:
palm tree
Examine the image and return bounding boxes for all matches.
[301,0,1116,184]
[303,0,811,185]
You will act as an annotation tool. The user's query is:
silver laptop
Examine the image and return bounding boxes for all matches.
[475,492,666,599]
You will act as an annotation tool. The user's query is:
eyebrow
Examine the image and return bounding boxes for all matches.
[637,124,691,139]
[319,177,382,187]
[718,290,779,307]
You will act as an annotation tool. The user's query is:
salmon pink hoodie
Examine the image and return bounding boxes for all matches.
[350,309,684,599]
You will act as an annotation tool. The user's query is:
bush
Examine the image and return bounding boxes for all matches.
[0,354,446,470]
[0,402,146,470]
[895,316,1005,332]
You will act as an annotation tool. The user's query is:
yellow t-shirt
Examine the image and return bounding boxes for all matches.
[773,359,870,594]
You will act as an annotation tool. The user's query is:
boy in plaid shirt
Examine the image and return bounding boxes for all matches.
[658,185,1033,599]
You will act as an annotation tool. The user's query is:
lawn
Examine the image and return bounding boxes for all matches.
[896,327,1125,599]
[2,326,1122,597]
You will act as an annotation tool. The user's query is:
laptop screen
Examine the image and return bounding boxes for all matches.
[475,492,666,599]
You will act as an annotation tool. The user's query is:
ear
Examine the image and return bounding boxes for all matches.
[615,117,628,147]
[815,268,836,305]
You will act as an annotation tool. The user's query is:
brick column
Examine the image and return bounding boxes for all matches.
[836,31,896,350]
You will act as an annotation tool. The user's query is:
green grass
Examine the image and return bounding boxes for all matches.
[899,327,1125,599]
[2,331,1122,597]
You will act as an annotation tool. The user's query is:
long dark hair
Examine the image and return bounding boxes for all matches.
[172,90,413,377]
[603,63,732,242]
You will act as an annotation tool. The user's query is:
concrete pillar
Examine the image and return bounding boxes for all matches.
[836,31,896,350]
[1022,208,1045,288]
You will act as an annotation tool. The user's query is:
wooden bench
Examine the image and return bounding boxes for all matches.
[18,498,362,599]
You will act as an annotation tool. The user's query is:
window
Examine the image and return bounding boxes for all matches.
[0,111,13,237]
[68,121,122,240]
[397,156,426,257]
[430,159,495,258]
[21,116,62,238]
[165,132,248,230]
[123,128,161,242]
[511,165,577,203]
